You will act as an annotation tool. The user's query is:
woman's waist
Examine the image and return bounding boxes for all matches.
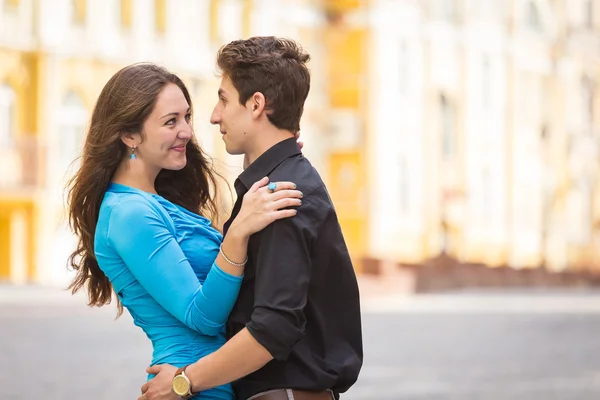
[147,338,234,400]
[150,333,227,366]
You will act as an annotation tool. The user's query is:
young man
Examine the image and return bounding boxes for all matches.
[140,36,363,400]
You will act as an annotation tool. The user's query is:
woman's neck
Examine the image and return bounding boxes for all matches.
[112,159,159,194]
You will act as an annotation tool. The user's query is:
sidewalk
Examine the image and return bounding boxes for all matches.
[358,273,600,313]
[0,277,402,310]
[4,279,600,314]
[0,283,83,304]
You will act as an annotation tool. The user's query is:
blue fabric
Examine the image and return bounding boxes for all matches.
[94,183,240,399]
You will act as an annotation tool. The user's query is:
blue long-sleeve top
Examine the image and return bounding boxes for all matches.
[94,183,240,400]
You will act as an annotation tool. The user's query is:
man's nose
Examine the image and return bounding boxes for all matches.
[210,108,220,125]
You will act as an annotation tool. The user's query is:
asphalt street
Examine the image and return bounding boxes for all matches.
[1,286,600,400]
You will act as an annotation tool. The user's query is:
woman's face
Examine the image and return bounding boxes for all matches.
[134,83,193,172]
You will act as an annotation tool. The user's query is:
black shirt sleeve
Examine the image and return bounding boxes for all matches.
[245,186,319,361]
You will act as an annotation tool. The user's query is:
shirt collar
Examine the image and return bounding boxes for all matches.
[237,137,302,191]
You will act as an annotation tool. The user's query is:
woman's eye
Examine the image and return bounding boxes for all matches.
[165,118,176,125]
[185,114,192,121]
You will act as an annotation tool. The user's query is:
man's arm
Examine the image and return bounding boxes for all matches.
[189,186,317,389]
[193,194,315,380]
[142,328,272,400]
[187,327,273,391]
[141,328,273,399]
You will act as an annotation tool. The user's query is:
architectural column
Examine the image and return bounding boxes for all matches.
[9,208,27,285]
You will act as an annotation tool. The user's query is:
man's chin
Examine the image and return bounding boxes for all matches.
[224,144,244,156]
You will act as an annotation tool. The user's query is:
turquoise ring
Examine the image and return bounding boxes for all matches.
[267,182,277,192]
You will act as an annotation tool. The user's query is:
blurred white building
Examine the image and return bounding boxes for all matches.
[364,0,600,271]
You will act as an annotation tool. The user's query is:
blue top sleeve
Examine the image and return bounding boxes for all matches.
[105,198,242,336]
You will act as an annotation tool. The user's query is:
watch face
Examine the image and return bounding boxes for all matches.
[173,375,190,396]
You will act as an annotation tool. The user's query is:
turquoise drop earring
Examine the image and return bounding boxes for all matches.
[130,145,137,160]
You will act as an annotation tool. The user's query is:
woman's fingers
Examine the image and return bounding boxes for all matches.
[271,209,298,220]
[249,176,270,193]
[259,181,297,194]
[271,197,302,210]
[270,189,303,201]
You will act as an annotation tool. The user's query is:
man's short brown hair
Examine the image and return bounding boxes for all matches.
[216,36,311,132]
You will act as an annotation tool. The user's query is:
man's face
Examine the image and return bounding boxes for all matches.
[210,75,253,155]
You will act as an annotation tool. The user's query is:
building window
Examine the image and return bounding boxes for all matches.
[72,0,86,25]
[481,167,492,223]
[0,84,16,148]
[433,0,456,22]
[120,0,133,30]
[586,0,594,29]
[399,41,408,95]
[399,155,409,214]
[59,92,87,174]
[155,0,166,35]
[476,0,503,19]
[567,184,592,244]
[482,55,491,109]
[440,94,456,159]
[242,0,252,38]
[518,72,542,125]
[209,0,220,42]
[582,76,594,129]
[526,1,542,31]
[4,0,19,10]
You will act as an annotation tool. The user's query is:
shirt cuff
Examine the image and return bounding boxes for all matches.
[246,308,305,361]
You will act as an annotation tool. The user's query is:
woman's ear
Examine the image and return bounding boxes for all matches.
[120,132,140,148]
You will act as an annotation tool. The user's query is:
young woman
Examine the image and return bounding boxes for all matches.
[66,63,303,399]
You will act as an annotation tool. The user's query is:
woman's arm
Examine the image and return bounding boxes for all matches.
[107,199,245,336]
[106,178,301,336]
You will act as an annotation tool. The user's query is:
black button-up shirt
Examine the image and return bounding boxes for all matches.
[224,138,363,400]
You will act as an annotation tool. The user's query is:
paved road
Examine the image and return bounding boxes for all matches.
[1,287,600,399]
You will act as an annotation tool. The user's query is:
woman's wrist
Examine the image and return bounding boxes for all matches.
[226,221,249,242]
[219,224,249,265]
[219,244,247,267]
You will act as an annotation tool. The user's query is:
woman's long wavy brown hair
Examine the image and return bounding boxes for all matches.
[66,63,225,314]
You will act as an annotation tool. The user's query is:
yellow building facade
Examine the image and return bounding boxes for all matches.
[0,47,40,283]
[0,0,258,284]
[0,0,334,284]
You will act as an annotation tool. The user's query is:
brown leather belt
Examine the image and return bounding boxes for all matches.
[248,388,334,400]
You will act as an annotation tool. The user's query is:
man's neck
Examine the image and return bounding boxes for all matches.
[245,128,294,167]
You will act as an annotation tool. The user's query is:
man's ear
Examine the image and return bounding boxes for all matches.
[250,92,266,118]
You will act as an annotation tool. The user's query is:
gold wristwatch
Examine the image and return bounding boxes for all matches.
[172,365,195,399]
